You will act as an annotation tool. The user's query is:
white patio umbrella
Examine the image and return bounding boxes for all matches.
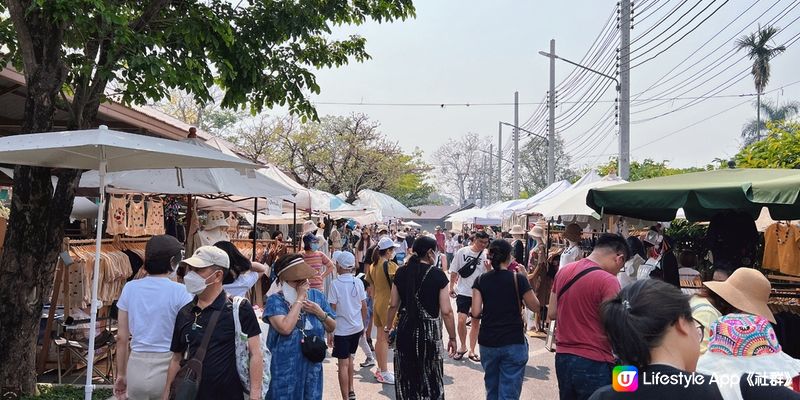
[524,175,627,219]
[340,189,415,219]
[402,220,422,228]
[0,126,256,400]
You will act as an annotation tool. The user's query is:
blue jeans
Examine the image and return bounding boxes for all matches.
[555,353,613,400]
[480,342,528,400]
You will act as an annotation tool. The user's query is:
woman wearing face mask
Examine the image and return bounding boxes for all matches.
[365,237,400,385]
[263,254,337,399]
[386,236,458,399]
[302,232,336,292]
[115,236,192,400]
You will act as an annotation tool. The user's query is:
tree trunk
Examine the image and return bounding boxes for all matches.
[756,92,762,142]
[0,63,80,395]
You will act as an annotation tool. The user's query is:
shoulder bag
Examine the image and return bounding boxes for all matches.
[457,250,484,278]
[299,311,328,363]
[169,309,222,400]
[232,296,271,396]
[544,265,602,353]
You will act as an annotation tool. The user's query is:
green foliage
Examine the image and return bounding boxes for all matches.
[20,385,112,400]
[0,0,416,123]
[740,99,800,147]
[735,121,800,168]
[383,150,435,208]
[735,25,786,93]
[597,158,712,182]
[519,134,578,195]
[665,220,711,273]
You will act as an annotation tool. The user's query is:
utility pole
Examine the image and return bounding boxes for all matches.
[488,143,493,204]
[497,122,502,201]
[548,39,556,186]
[619,0,631,180]
[480,154,486,206]
[513,91,520,198]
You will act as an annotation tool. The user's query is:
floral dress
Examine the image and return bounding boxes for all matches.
[263,289,334,400]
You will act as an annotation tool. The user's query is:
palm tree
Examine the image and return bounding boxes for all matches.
[740,99,800,147]
[736,26,786,142]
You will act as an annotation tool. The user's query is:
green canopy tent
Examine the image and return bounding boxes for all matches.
[586,168,800,222]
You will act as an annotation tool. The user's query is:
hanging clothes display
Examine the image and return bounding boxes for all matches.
[126,195,147,237]
[226,212,239,238]
[762,222,800,276]
[105,194,128,236]
[164,197,181,238]
[145,196,166,236]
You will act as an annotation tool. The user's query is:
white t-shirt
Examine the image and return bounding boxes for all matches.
[116,276,193,353]
[223,270,261,298]
[559,243,581,268]
[451,247,488,297]
[327,273,367,336]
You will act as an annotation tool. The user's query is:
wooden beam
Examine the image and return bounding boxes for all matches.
[0,84,21,98]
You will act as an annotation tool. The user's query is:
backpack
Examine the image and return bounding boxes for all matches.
[232,296,272,396]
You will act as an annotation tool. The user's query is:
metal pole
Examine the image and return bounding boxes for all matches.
[513,91,520,198]
[292,202,297,252]
[488,143,493,204]
[498,122,502,200]
[548,39,556,186]
[619,0,631,180]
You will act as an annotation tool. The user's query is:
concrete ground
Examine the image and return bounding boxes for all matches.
[321,328,558,400]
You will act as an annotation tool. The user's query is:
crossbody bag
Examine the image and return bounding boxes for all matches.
[457,250,484,278]
[169,309,222,400]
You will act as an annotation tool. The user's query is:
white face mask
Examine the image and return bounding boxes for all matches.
[184,271,211,295]
[282,282,298,303]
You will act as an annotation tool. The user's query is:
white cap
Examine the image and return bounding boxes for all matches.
[377,236,400,251]
[181,246,230,269]
[301,220,318,236]
[331,250,343,262]
[335,251,356,269]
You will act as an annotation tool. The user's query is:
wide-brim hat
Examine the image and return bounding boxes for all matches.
[697,314,800,378]
[563,223,582,242]
[301,220,318,236]
[204,210,229,230]
[377,224,389,233]
[509,225,526,235]
[396,231,408,239]
[276,257,317,281]
[528,226,545,238]
[704,268,775,323]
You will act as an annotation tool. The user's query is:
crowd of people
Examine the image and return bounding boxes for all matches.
[110,219,800,400]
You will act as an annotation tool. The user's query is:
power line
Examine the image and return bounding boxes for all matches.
[631,0,692,45]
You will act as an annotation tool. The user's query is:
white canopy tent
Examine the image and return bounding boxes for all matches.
[240,212,311,226]
[524,174,627,220]
[0,126,256,400]
[339,189,415,220]
[402,220,422,228]
[445,207,501,226]
[507,180,573,213]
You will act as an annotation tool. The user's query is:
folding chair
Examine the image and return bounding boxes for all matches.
[53,316,117,384]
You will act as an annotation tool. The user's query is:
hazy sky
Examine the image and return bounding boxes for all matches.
[302,1,800,169]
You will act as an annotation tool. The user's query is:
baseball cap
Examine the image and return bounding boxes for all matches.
[181,246,230,269]
[335,251,356,269]
[145,235,183,261]
[377,236,400,251]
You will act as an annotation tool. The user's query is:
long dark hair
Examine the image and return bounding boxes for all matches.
[214,241,251,283]
[601,279,692,369]
[408,236,437,266]
[487,239,512,271]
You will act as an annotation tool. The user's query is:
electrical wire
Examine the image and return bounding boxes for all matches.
[631,0,692,45]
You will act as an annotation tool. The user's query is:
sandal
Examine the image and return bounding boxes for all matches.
[453,350,467,360]
[468,353,481,362]
[349,391,356,400]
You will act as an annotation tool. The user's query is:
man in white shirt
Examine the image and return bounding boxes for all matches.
[328,251,368,400]
[449,231,490,361]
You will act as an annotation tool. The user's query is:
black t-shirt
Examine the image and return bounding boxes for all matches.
[740,374,800,399]
[394,262,449,317]
[170,291,261,400]
[589,365,723,400]
[472,269,531,347]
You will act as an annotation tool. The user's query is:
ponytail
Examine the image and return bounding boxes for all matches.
[600,279,692,369]
[487,239,512,271]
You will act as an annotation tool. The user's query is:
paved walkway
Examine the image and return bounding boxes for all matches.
[321,330,559,399]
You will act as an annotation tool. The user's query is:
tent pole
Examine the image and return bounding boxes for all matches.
[85,159,106,400]
[524,214,530,266]
[293,202,297,252]
[252,197,258,260]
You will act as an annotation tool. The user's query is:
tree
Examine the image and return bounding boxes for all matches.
[597,158,711,181]
[735,121,800,169]
[432,133,491,206]
[0,1,414,393]
[736,25,787,142]
[383,149,436,208]
[152,87,248,135]
[518,134,578,195]
[740,99,800,147]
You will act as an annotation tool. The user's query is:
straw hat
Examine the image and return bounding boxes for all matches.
[276,257,317,282]
[396,231,408,239]
[204,210,229,230]
[696,314,800,395]
[509,225,526,236]
[301,220,318,236]
[563,223,582,243]
[528,225,545,238]
[704,268,775,323]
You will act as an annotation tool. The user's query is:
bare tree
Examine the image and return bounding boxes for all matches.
[432,133,491,206]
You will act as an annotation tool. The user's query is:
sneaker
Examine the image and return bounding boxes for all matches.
[360,357,376,368]
[348,391,356,400]
[375,371,396,385]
